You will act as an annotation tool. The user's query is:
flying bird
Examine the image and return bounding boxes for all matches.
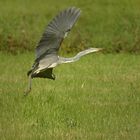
[25,7,102,95]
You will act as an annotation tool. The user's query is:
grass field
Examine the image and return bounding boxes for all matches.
[0,0,140,139]
[0,52,140,140]
[0,0,140,53]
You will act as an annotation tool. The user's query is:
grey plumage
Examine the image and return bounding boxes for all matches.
[25,7,102,95]
[36,7,81,59]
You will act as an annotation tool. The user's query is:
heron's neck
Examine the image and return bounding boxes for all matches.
[58,55,80,64]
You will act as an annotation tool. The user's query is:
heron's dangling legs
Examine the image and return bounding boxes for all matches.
[24,74,32,96]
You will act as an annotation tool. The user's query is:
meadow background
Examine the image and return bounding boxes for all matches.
[0,0,140,140]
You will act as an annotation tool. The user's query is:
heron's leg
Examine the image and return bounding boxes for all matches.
[24,74,32,96]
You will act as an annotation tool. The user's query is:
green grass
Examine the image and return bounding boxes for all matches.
[0,0,140,139]
[0,52,140,140]
[0,0,140,53]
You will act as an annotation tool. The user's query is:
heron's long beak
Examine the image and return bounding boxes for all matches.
[92,48,103,52]
[97,48,103,51]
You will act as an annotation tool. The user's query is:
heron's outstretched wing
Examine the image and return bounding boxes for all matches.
[35,7,81,60]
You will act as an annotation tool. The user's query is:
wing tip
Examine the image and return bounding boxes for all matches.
[67,6,81,15]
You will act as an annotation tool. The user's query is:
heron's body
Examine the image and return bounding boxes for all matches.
[25,7,102,95]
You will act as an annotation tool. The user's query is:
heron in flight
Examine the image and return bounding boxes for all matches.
[25,7,102,95]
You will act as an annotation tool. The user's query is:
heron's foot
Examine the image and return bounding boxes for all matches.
[24,88,31,96]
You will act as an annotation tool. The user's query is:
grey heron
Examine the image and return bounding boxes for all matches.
[25,7,102,95]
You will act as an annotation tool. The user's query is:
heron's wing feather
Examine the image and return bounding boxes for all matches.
[35,7,81,59]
